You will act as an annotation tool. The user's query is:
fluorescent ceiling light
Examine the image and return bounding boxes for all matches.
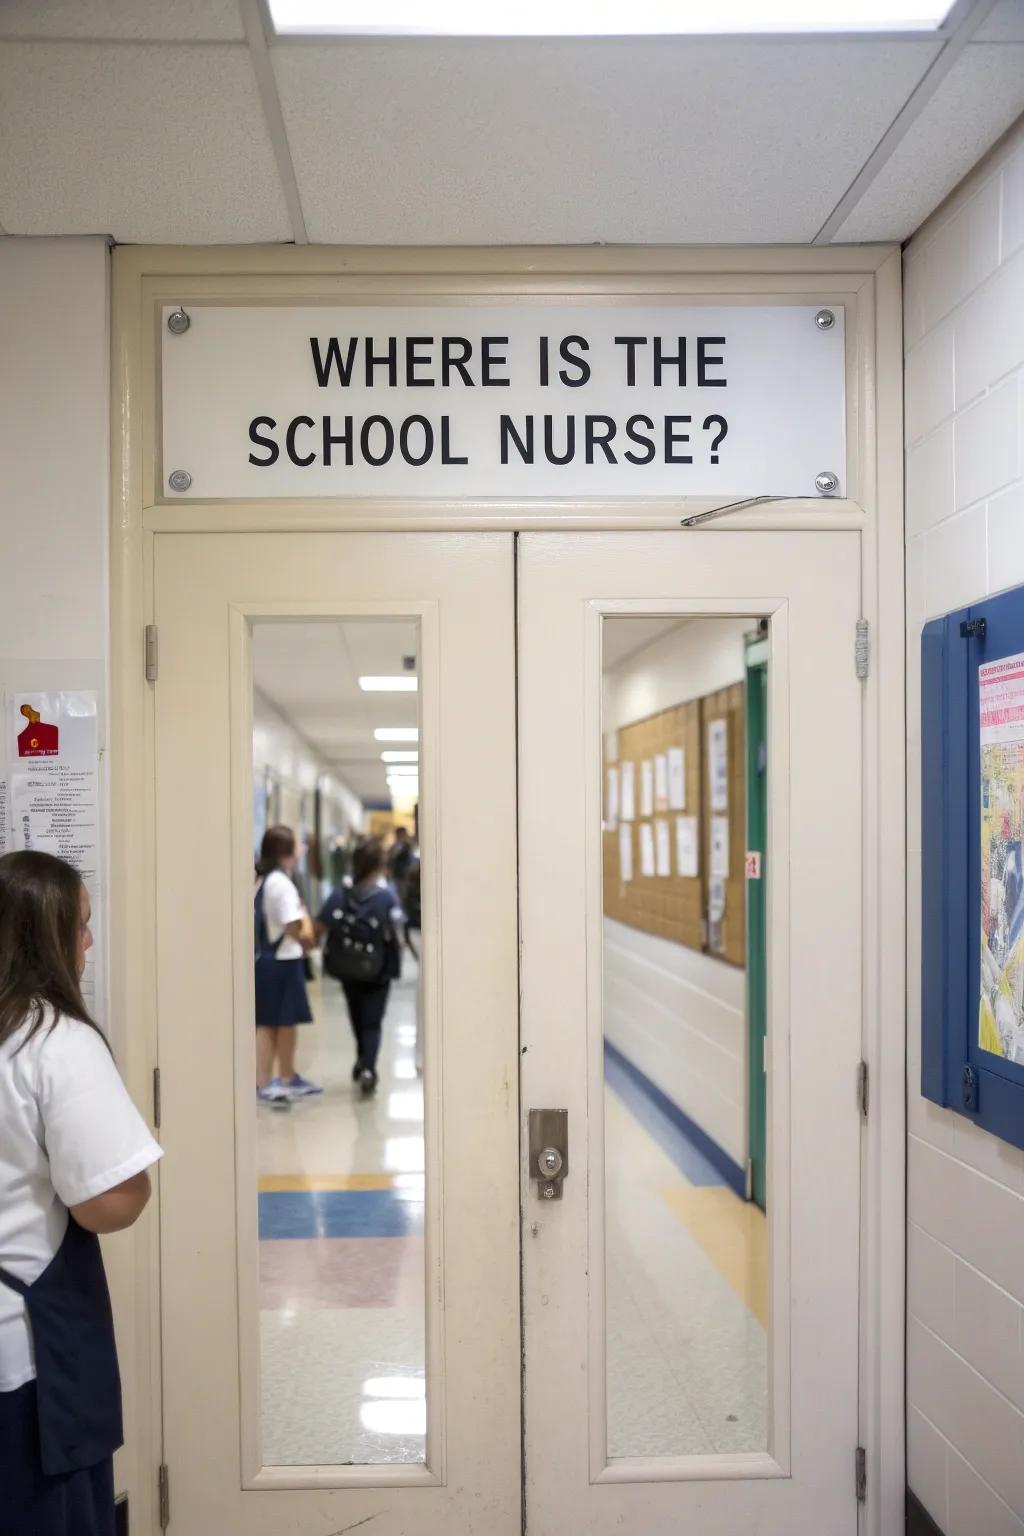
[381,751,419,763]
[360,676,418,692]
[269,0,953,35]
[375,728,419,742]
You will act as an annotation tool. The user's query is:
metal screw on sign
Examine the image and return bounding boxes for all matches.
[815,471,840,496]
[168,469,193,493]
[814,309,835,331]
[167,307,191,335]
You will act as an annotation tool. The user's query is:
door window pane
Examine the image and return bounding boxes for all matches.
[251,619,426,1466]
[602,615,769,1458]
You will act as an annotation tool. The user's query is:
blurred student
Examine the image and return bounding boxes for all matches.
[388,825,419,961]
[404,855,424,1076]
[317,838,404,1096]
[0,851,162,1536]
[255,825,320,1103]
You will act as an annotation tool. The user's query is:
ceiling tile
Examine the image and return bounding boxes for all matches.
[0,0,244,41]
[0,42,292,241]
[833,43,1024,242]
[273,37,939,245]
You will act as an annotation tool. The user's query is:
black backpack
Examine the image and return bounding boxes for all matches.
[323,888,387,983]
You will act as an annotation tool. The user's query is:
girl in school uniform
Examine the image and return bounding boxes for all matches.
[254,825,320,1103]
[0,850,163,1536]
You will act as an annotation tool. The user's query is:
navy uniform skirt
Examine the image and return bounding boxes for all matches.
[255,954,313,1028]
[0,1380,114,1536]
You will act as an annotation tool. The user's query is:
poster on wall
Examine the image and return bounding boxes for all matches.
[654,754,668,812]
[640,759,654,818]
[708,719,729,811]
[618,822,633,883]
[2,689,102,1011]
[675,816,699,878]
[606,766,619,829]
[711,814,730,878]
[668,747,686,810]
[620,761,636,821]
[162,303,847,500]
[978,650,1024,1063]
[639,822,656,878]
[655,819,671,877]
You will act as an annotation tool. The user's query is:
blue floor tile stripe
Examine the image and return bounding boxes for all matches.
[604,1039,747,1196]
[259,1188,424,1240]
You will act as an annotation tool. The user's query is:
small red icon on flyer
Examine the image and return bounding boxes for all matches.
[745,851,762,879]
[18,704,59,758]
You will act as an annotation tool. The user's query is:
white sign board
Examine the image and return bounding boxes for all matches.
[162,304,845,500]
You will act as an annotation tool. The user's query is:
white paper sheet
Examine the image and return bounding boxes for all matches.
[711,814,730,877]
[667,746,686,810]
[618,822,633,882]
[675,815,699,877]
[620,760,636,821]
[708,718,729,811]
[0,776,8,857]
[654,753,668,812]
[655,819,671,877]
[606,766,619,828]
[639,822,656,877]
[640,759,654,818]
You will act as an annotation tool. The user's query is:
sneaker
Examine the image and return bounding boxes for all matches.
[257,1083,290,1109]
[284,1073,323,1097]
[358,1068,377,1097]
[351,1061,363,1083]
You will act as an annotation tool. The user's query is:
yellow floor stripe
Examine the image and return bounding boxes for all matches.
[258,1173,396,1193]
[661,1185,769,1328]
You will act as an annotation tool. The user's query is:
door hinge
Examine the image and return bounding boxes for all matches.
[855,1445,866,1503]
[857,1060,868,1119]
[145,624,159,683]
[962,1063,979,1112]
[158,1463,170,1529]
[959,617,987,641]
[854,619,869,680]
[153,1067,162,1130]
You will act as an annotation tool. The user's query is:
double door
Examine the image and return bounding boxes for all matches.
[153,529,862,1534]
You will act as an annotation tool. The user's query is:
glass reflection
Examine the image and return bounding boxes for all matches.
[252,618,426,1467]
[602,615,769,1458]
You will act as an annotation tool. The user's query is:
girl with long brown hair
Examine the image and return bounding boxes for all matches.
[0,850,161,1536]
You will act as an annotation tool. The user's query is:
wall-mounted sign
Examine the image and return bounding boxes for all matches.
[161,303,845,500]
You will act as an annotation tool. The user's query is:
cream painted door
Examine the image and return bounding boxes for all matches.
[154,533,520,1535]
[518,531,863,1535]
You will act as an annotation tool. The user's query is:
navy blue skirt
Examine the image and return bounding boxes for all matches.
[0,1380,114,1536]
[255,955,313,1028]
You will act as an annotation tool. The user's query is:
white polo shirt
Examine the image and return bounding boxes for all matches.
[0,1008,163,1391]
[259,869,306,961]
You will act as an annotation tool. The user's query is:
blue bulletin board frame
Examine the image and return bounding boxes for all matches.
[922,583,1024,1150]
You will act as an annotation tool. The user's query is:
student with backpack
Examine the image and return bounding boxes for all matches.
[317,838,404,1096]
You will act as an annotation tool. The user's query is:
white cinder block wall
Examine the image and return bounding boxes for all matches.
[603,618,748,1171]
[905,119,1024,1536]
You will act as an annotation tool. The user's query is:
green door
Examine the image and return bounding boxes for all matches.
[745,638,768,1211]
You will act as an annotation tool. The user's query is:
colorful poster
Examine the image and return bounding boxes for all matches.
[675,816,699,877]
[655,819,671,877]
[668,746,686,810]
[979,650,1024,1062]
[640,759,654,818]
[639,822,655,878]
[708,718,729,811]
[618,821,633,883]
[620,761,635,822]
[654,754,669,812]
[606,766,619,829]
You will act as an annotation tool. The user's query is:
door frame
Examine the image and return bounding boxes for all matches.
[109,243,905,1535]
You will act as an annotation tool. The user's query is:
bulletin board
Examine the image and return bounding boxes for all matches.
[603,700,704,951]
[700,684,747,968]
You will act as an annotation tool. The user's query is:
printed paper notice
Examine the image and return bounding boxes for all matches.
[641,759,654,818]
[675,816,699,878]
[978,649,1024,1062]
[711,814,730,878]
[708,718,729,811]
[618,822,633,883]
[620,761,636,821]
[654,754,669,812]
[0,777,8,856]
[668,747,686,810]
[606,766,619,829]
[655,819,671,877]
[639,822,656,878]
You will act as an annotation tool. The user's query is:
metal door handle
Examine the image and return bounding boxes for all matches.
[529,1108,568,1200]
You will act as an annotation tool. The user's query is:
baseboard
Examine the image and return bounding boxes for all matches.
[603,1038,747,1196]
[906,1489,944,1536]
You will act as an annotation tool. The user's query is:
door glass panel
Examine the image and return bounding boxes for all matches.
[601,615,769,1458]
[251,618,425,1466]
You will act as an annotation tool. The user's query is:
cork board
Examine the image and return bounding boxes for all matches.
[701,683,746,968]
[603,700,704,952]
